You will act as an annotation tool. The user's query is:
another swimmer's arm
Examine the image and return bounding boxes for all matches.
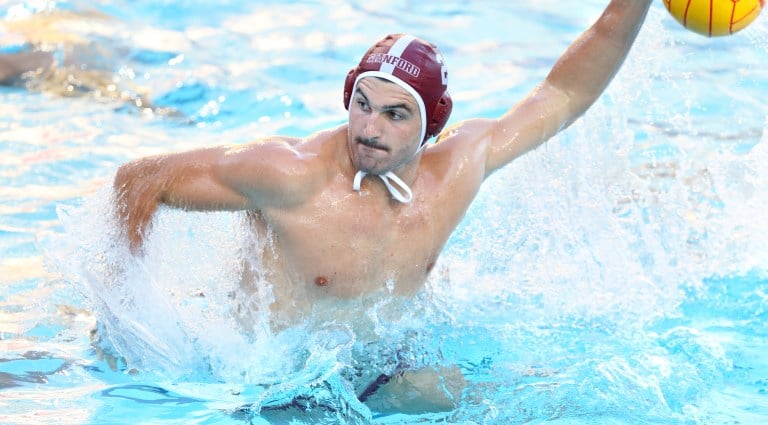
[113,140,308,252]
[0,51,54,83]
[484,0,652,174]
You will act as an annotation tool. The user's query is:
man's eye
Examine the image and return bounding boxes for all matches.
[389,112,403,120]
[357,100,370,110]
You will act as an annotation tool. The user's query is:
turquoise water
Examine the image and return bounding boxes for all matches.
[2,1,767,424]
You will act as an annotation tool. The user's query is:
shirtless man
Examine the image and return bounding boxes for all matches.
[113,0,653,412]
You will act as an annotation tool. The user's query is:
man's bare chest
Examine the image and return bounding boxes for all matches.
[259,197,443,299]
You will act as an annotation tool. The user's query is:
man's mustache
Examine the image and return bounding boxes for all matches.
[356,137,389,152]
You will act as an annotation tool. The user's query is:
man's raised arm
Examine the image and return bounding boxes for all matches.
[485,0,653,174]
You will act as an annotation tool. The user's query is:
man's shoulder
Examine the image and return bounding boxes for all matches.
[242,125,344,162]
[424,118,496,164]
[273,124,343,160]
[429,118,495,151]
[303,124,347,144]
[418,118,494,197]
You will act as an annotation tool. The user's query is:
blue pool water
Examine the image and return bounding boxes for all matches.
[2,1,767,424]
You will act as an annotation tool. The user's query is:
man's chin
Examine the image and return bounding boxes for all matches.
[355,166,385,175]
[351,157,385,175]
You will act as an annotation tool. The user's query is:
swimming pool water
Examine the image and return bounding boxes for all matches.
[2,1,767,424]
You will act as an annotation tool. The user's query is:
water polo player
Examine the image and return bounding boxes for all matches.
[113,0,653,411]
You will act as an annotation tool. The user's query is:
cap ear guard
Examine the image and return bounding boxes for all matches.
[426,92,452,141]
[343,67,358,111]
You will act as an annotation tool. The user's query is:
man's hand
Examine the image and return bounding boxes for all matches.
[113,158,163,254]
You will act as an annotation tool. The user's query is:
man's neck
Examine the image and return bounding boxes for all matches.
[349,153,422,204]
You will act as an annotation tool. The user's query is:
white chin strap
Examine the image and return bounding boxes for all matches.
[353,170,413,203]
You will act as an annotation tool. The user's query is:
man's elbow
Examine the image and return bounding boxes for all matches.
[533,81,587,133]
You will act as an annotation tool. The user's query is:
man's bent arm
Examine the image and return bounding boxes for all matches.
[113,147,248,251]
[113,139,310,252]
[484,0,653,174]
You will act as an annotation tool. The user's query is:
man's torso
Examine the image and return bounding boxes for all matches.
[238,123,490,326]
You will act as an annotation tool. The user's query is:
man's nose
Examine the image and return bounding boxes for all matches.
[363,112,382,137]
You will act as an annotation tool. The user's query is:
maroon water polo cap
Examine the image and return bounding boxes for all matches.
[343,34,453,145]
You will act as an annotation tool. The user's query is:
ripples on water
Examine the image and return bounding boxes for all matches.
[1,1,767,424]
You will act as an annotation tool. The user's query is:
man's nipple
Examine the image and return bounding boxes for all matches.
[314,276,329,287]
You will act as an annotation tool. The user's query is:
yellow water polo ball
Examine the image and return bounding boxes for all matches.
[664,0,765,37]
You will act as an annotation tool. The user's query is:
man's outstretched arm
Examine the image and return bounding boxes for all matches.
[484,0,653,174]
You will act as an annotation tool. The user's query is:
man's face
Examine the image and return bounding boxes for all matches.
[347,77,423,175]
